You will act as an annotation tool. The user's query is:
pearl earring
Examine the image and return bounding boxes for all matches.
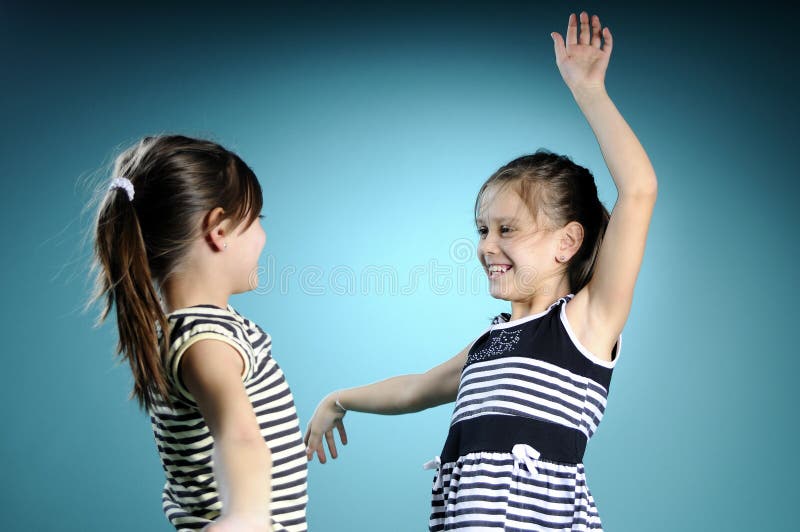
[558,255,566,262]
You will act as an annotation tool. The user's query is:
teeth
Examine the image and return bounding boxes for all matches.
[488,265,511,273]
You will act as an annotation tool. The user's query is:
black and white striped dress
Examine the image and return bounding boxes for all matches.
[428,295,620,531]
[150,304,308,531]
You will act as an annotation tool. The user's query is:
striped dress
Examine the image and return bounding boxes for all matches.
[150,304,308,531]
[428,294,620,531]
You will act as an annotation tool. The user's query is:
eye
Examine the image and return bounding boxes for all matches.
[477,226,488,238]
[258,214,265,220]
[500,225,513,234]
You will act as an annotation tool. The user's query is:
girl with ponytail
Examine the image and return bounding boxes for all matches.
[305,11,657,531]
[91,136,307,531]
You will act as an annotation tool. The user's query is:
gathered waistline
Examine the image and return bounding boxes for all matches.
[438,414,587,465]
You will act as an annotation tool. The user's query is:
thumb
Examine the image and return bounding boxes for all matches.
[551,32,567,63]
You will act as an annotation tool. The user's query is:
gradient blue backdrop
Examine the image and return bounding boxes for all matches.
[1,1,797,530]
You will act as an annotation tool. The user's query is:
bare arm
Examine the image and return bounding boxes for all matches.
[553,12,657,350]
[304,344,470,463]
[181,340,272,531]
[339,343,468,414]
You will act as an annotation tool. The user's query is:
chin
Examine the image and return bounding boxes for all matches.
[488,286,512,301]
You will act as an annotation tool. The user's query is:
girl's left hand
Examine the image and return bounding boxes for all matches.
[551,12,613,94]
[304,394,348,464]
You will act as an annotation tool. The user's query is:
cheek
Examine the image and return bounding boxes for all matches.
[253,227,266,250]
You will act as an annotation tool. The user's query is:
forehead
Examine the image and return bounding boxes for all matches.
[476,184,537,225]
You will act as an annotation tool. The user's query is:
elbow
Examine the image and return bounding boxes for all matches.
[236,436,272,463]
[213,432,272,472]
[621,177,658,202]
[217,426,270,453]
[641,173,658,197]
[646,176,658,198]
[397,374,426,414]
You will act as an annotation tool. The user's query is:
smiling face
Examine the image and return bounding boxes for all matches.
[476,183,563,302]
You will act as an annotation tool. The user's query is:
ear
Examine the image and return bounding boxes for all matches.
[203,207,229,252]
[558,221,584,260]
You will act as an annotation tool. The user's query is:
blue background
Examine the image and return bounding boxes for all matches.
[1,1,797,530]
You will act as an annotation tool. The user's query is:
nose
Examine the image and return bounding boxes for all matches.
[477,233,499,259]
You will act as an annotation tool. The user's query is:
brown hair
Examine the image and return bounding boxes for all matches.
[89,135,263,410]
[474,149,610,294]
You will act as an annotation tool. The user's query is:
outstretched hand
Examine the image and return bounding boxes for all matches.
[304,395,348,464]
[551,12,613,93]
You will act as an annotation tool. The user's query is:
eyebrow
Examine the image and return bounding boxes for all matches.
[475,216,520,226]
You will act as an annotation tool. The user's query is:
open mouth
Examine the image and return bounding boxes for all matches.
[487,264,512,279]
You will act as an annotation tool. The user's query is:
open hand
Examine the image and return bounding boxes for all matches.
[551,12,613,93]
[303,394,348,464]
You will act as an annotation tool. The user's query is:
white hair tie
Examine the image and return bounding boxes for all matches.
[109,177,135,201]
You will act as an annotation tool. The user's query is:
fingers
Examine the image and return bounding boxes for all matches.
[315,443,328,464]
[305,442,314,461]
[303,425,312,460]
[304,403,349,464]
[307,440,327,463]
[579,12,590,45]
[304,425,328,463]
[565,13,578,46]
[335,419,348,445]
[566,12,610,51]
[603,27,613,55]
[591,15,602,48]
[325,429,338,459]
[551,32,567,64]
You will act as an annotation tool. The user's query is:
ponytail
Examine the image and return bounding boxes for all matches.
[93,187,171,410]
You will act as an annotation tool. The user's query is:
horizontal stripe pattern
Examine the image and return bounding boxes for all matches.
[151,304,307,531]
[430,296,616,531]
[430,452,601,531]
[452,356,608,441]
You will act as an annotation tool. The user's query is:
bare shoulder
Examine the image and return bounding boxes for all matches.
[563,290,620,363]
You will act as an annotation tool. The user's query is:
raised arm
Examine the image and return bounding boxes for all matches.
[181,340,273,532]
[552,12,658,345]
[304,344,470,463]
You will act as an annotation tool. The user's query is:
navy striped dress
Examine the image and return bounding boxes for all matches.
[150,304,308,531]
[427,295,620,531]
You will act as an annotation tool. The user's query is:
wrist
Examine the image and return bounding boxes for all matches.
[334,394,347,413]
[570,84,609,105]
[328,391,347,413]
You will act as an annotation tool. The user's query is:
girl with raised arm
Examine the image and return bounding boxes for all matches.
[306,11,656,530]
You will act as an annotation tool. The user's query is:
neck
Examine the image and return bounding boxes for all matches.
[508,281,572,321]
[161,269,232,314]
